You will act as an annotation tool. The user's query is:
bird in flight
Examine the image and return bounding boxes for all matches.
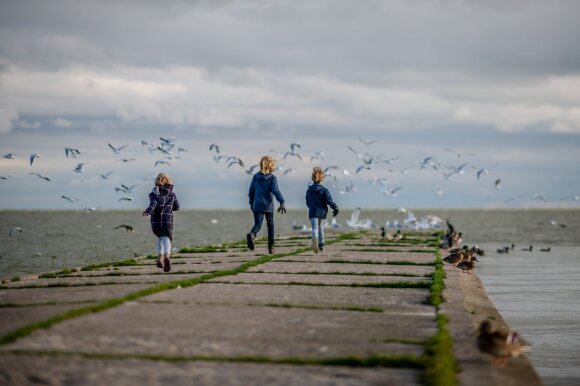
[29,172,51,181]
[73,162,88,173]
[61,195,79,203]
[108,143,129,154]
[29,153,40,166]
[115,224,135,232]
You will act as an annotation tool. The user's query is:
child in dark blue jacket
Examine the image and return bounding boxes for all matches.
[143,173,180,272]
[306,167,339,253]
[247,155,286,254]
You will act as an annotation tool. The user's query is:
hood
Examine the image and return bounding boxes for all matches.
[255,172,273,183]
[152,184,173,196]
[308,183,324,192]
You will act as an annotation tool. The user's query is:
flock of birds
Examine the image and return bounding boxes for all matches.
[2,137,188,206]
[439,220,531,367]
[206,137,579,206]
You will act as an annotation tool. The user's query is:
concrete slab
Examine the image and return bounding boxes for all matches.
[4,273,206,288]
[248,262,434,277]
[278,251,436,263]
[0,303,93,337]
[4,303,436,358]
[209,273,429,286]
[76,262,242,277]
[143,283,436,311]
[0,354,423,386]
[0,284,150,305]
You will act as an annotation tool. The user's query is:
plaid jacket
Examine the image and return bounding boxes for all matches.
[144,184,180,239]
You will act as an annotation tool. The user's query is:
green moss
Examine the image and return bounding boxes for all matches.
[38,268,78,279]
[11,276,21,282]
[324,259,435,266]
[80,258,140,272]
[179,246,228,253]
[423,314,457,386]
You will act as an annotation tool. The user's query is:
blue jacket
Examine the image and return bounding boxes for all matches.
[144,184,180,240]
[306,183,338,219]
[249,172,285,213]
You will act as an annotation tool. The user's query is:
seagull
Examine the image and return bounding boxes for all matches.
[226,157,245,168]
[9,226,23,237]
[283,168,296,176]
[561,195,580,201]
[209,144,220,154]
[434,188,444,197]
[108,143,129,154]
[65,147,82,158]
[283,151,302,161]
[549,219,567,228]
[494,179,502,189]
[117,158,136,163]
[155,160,171,167]
[115,184,139,194]
[338,181,357,194]
[118,197,133,202]
[290,142,301,153]
[420,156,438,170]
[245,164,260,175]
[156,146,173,156]
[115,224,135,232]
[532,194,547,202]
[177,147,189,153]
[381,185,402,197]
[3,153,16,160]
[140,140,151,147]
[358,137,377,148]
[29,172,51,181]
[98,171,115,179]
[160,137,177,145]
[1,175,11,180]
[477,168,489,180]
[61,195,79,203]
[73,162,88,173]
[324,166,350,176]
[29,153,40,166]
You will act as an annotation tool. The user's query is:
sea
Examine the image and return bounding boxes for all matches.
[1,208,579,385]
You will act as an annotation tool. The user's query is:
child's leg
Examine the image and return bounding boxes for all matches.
[318,219,326,245]
[309,218,319,253]
[156,238,163,264]
[309,218,317,239]
[250,212,265,236]
[265,212,275,245]
[161,236,171,258]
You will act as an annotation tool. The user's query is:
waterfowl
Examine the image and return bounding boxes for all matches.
[496,247,510,254]
[457,253,477,273]
[540,247,551,252]
[477,320,530,367]
[521,245,533,252]
[444,251,465,265]
[115,224,135,232]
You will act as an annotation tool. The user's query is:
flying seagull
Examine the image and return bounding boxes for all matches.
[61,195,79,203]
[209,144,220,154]
[9,226,23,237]
[108,143,129,154]
[358,137,378,148]
[29,153,40,166]
[98,171,115,179]
[73,162,88,173]
[118,197,133,202]
[3,153,16,160]
[115,224,135,232]
[65,147,82,158]
[29,172,51,181]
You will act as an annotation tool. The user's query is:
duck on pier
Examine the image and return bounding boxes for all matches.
[477,320,530,368]
[457,253,478,273]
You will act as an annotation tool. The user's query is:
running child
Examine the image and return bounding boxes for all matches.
[306,167,339,253]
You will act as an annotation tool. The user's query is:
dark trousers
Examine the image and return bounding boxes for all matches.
[251,211,274,244]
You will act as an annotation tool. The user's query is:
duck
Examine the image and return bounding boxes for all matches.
[444,251,465,265]
[473,246,485,256]
[540,247,551,252]
[496,246,510,254]
[457,253,477,273]
[114,224,135,232]
[393,230,403,241]
[477,320,530,367]
[521,245,533,252]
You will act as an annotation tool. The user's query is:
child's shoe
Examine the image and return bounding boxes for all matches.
[318,244,324,252]
[268,243,274,255]
[246,232,255,250]
[156,259,163,268]
[163,257,171,272]
[312,238,319,253]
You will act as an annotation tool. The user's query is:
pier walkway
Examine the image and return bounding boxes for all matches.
[0,231,542,385]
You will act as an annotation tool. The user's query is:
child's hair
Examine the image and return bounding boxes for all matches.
[312,167,324,183]
[155,173,173,186]
[260,156,276,174]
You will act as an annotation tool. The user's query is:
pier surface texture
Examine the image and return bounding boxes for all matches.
[0,231,543,386]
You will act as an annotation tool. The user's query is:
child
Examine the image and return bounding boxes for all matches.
[247,155,286,254]
[143,173,180,272]
[306,167,339,253]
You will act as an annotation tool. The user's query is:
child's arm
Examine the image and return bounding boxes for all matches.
[248,176,256,210]
[143,193,158,216]
[173,194,180,211]
[271,176,285,204]
[324,188,338,211]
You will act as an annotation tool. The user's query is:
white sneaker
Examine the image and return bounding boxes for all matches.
[312,238,319,253]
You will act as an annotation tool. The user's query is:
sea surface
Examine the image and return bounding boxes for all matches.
[1,208,579,385]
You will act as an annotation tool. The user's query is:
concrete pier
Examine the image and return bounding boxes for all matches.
[0,231,543,385]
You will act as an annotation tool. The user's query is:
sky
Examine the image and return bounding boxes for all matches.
[0,0,579,210]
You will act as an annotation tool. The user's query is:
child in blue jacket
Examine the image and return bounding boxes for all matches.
[306,167,339,253]
[143,173,180,272]
[247,155,286,254]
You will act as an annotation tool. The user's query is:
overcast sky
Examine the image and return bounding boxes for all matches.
[1,0,579,210]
